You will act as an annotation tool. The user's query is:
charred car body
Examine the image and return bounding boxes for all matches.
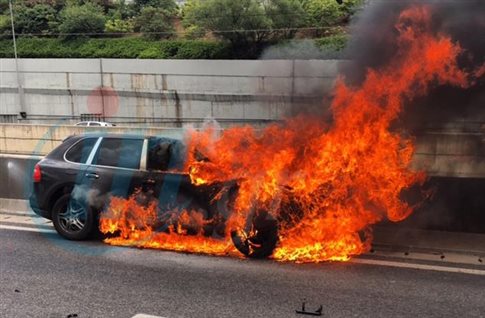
[30,133,280,258]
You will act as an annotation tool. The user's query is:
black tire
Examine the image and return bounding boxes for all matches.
[231,210,279,259]
[51,193,96,241]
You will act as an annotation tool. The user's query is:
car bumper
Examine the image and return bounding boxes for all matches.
[29,193,50,219]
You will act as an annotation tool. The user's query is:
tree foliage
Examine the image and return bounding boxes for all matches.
[58,2,106,37]
[302,0,361,27]
[133,0,177,14]
[13,4,59,34]
[183,0,305,56]
[105,17,134,33]
[134,6,174,39]
[0,0,9,14]
[0,37,230,59]
[0,14,9,34]
[0,0,362,58]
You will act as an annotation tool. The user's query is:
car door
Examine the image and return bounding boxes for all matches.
[75,137,146,211]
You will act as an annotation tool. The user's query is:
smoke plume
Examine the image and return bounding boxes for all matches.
[343,0,485,129]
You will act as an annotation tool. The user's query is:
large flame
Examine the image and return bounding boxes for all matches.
[100,194,238,256]
[99,6,478,263]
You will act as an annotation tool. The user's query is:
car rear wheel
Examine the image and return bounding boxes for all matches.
[52,193,96,240]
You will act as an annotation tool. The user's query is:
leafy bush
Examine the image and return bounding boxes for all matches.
[13,4,59,34]
[0,0,9,13]
[0,37,230,59]
[183,0,305,57]
[302,0,362,27]
[261,35,348,59]
[105,18,134,34]
[175,40,230,59]
[106,0,136,20]
[134,6,174,40]
[315,34,348,51]
[183,24,205,40]
[0,14,10,35]
[133,0,177,14]
[58,3,106,37]
[21,0,67,11]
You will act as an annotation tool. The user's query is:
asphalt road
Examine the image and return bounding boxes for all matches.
[1,218,485,318]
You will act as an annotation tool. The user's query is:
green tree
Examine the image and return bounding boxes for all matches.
[183,0,305,56]
[0,0,9,14]
[62,0,115,13]
[106,0,136,20]
[0,14,10,35]
[133,0,177,14]
[302,0,362,27]
[21,0,67,11]
[13,4,59,34]
[105,17,134,34]
[58,2,106,37]
[134,6,174,39]
[263,0,306,38]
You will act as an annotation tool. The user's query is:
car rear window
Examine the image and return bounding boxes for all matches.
[92,138,143,169]
[65,138,98,164]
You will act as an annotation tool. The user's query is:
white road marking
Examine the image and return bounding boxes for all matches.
[132,315,167,318]
[352,258,485,276]
[1,211,484,275]
[0,224,56,234]
[0,215,51,225]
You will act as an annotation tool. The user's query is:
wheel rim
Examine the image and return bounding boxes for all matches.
[58,199,87,233]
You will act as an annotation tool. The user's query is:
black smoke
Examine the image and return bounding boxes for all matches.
[342,0,485,130]
[342,0,485,234]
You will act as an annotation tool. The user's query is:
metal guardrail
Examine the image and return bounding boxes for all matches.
[14,115,282,127]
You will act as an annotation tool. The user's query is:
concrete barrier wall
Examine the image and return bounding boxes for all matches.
[0,154,41,200]
[412,131,485,178]
[0,59,343,126]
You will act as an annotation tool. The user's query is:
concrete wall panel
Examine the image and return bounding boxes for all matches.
[1,58,341,125]
[102,59,294,77]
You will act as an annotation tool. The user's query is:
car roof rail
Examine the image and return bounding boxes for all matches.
[62,135,76,143]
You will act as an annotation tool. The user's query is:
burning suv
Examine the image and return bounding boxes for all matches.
[30,133,279,258]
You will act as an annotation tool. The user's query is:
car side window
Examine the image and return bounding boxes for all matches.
[89,122,101,126]
[65,138,98,164]
[148,138,172,171]
[92,138,143,169]
[147,138,186,171]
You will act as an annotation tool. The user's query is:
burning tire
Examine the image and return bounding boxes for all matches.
[230,209,278,259]
[52,193,96,240]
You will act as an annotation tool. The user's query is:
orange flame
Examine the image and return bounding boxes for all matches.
[100,194,238,256]
[100,6,480,263]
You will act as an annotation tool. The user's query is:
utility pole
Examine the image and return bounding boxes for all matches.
[9,0,26,118]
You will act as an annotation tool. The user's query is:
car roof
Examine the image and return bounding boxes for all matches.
[67,133,182,140]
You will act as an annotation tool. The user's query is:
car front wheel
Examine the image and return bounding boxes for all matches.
[51,193,95,240]
[231,210,278,259]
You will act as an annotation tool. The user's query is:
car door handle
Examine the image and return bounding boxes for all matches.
[85,173,99,179]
